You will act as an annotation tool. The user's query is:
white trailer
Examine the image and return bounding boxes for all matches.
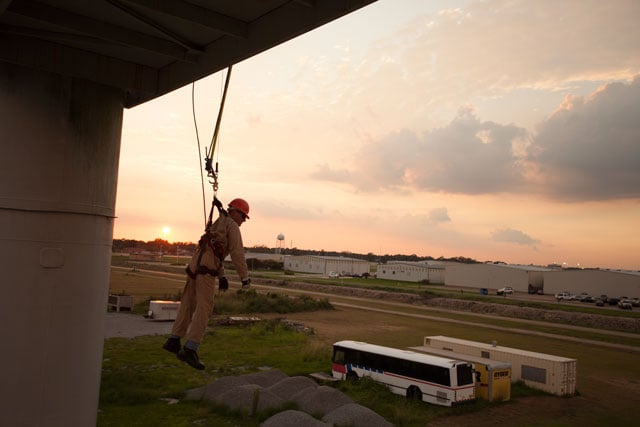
[147,300,180,321]
[423,335,576,396]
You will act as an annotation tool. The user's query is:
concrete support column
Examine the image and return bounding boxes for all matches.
[0,63,123,426]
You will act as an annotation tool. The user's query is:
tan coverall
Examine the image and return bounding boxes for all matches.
[171,213,249,344]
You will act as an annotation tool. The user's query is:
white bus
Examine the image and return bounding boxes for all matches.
[332,340,476,406]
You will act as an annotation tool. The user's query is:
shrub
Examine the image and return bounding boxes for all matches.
[213,289,333,315]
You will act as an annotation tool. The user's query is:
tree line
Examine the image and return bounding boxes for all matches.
[112,238,480,265]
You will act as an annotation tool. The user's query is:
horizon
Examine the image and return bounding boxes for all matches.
[112,236,640,272]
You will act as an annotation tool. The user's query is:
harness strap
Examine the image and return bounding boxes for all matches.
[185,265,219,279]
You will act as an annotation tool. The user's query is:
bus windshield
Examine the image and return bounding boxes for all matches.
[456,363,474,385]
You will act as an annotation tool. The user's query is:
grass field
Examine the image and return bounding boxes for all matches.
[103,264,640,426]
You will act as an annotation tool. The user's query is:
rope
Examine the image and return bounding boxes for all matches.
[192,66,234,230]
[192,81,207,227]
[206,65,233,175]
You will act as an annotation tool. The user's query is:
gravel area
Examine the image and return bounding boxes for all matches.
[104,312,173,338]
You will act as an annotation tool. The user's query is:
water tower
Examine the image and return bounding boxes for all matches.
[276,233,285,253]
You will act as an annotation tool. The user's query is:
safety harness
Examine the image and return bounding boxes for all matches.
[185,197,228,278]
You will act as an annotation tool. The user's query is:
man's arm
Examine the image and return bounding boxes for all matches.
[226,220,249,280]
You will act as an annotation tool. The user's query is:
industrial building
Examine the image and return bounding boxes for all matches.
[284,255,371,277]
[542,268,640,297]
[375,260,640,298]
[376,261,445,284]
[444,262,548,293]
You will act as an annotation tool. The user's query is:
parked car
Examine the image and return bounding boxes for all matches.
[595,299,605,307]
[328,271,340,278]
[631,298,640,307]
[581,295,595,303]
[573,292,591,302]
[618,299,633,310]
[497,287,514,296]
[608,297,620,306]
[555,291,572,301]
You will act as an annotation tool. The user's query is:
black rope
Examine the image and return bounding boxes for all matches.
[192,81,208,227]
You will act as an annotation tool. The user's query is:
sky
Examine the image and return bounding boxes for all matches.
[115,0,640,271]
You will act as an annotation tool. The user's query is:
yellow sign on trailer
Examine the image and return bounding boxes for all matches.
[474,362,511,402]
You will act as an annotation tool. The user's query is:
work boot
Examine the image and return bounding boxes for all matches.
[177,347,205,370]
[162,337,181,354]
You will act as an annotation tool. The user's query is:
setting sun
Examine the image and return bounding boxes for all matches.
[162,226,170,235]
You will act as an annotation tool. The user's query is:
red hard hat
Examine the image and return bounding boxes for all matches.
[228,198,250,219]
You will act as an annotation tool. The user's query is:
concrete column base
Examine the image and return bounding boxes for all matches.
[0,62,123,426]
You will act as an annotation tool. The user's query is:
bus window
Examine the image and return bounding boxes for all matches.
[333,349,345,364]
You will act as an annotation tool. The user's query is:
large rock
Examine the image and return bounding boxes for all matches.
[290,385,354,415]
[260,409,330,427]
[266,375,318,400]
[186,369,390,425]
[323,402,394,427]
[216,384,284,414]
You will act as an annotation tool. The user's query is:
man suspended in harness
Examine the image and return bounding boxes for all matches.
[162,197,251,370]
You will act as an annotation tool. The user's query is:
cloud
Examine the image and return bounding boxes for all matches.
[405,0,640,93]
[528,76,640,200]
[491,228,540,248]
[349,107,529,194]
[309,163,352,183]
[324,0,640,140]
[320,77,640,202]
[254,198,327,221]
[428,207,451,223]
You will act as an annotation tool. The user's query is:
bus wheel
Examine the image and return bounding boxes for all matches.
[406,386,422,401]
[346,371,358,381]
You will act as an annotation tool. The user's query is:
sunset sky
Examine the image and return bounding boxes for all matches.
[114,0,640,271]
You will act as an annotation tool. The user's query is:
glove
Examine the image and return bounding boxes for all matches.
[241,278,251,289]
[218,276,229,292]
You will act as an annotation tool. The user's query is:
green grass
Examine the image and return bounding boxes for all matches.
[100,320,537,427]
[126,286,334,317]
[214,289,333,314]
[99,321,324,426]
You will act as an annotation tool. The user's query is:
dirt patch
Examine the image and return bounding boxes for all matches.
[427,395,591,427]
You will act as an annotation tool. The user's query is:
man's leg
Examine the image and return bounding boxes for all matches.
[176,274,216,369]
[163,278,195,354]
